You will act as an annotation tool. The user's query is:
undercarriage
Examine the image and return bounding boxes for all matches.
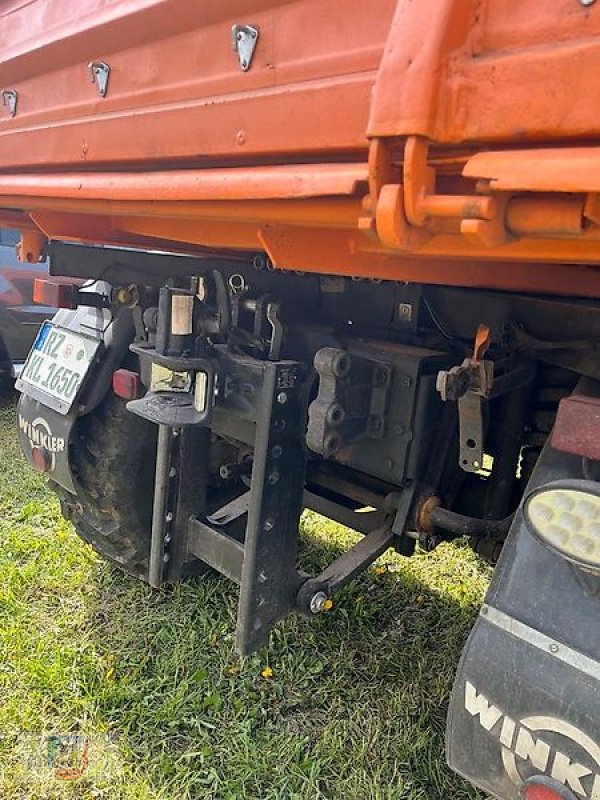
[17,242,589,654]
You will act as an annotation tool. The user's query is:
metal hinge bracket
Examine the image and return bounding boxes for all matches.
[2,90,17,117]
[231,25,259,72]
[88,61,110,98]
[367,136,510,252]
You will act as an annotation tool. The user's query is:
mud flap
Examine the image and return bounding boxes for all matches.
[16,292,134,495]
[17,393,78,493]
[447,442,600,799]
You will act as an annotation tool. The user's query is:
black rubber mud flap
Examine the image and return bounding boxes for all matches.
[16,298,135,496]
[17,393,78,493]
[447,442,600,800]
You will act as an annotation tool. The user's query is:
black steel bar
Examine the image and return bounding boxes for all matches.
[168,426,211,581]
[307,465,389,509]
[149,423,172,588]
[303,490,386,534]
[311,522,393,593]
[430,506,513,539]
[235,360,307,655]
[187,518,244,584]
[485,369,535,519]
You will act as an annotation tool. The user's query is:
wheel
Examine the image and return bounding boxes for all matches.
[56,387,160,581]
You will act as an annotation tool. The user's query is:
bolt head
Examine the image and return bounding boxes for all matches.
[310,591,328,614]
[397,302,413,322]
[277,392,288,404]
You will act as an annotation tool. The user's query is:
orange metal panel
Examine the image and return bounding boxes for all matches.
[2,0,600,297]
[0,0,394,168]
[369,0,600,145]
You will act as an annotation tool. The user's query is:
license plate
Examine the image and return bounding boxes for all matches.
[16,321,102,414]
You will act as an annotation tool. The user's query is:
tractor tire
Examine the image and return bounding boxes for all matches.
[56,387,160,581]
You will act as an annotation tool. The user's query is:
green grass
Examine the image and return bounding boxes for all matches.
[0,395,490,799]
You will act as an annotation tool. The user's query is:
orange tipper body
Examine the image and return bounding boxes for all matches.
[2,0,600,295]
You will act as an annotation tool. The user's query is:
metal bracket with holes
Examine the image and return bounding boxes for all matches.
[88,61,110,97]
[231,24,259,71]
[436,324,494,473]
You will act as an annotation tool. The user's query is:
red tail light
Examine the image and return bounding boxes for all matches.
[31,446,51,473]
[522,777,576,800]
[552,393,600,461]
[33,278,78,309]
[112,369,140,400]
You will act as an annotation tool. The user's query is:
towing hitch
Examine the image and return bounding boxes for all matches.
[125,287,403,654]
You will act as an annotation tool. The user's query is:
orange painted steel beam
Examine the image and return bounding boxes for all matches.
[258,226,600,298]
[506,198,584,238]
[0,165,367,202]
[0,209,37,230]
[29,211,241,260]
[464,149,600,193]
[0,196,361,230]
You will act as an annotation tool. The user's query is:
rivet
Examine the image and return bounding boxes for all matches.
[277,392,288,404]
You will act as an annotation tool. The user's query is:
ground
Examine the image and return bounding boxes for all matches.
[0,395,489,799]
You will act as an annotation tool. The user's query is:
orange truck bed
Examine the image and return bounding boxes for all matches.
[2,0,600,296]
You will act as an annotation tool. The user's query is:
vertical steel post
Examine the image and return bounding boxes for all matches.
[235,361,307,654]
[148,423,172,588]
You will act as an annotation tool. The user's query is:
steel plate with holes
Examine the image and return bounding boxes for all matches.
[16,321,101,414]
